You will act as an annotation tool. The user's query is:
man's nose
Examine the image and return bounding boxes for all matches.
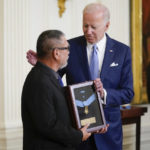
[86,27,92,34]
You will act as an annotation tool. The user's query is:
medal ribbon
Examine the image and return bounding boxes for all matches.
[75,94,96,107]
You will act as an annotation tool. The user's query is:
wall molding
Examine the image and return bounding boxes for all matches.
[0,127,23,150]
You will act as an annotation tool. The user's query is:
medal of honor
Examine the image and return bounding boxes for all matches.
[85,106,89,114]
[75,93,96,114]
[66,81,106,133]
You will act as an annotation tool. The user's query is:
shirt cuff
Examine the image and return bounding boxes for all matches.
[101,89,107,105]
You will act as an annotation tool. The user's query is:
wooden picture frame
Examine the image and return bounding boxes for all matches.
[65,81,106,133]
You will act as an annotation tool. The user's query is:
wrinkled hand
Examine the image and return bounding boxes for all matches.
[26,50,37,66]
[94,78,104,99]
[80,124,91,141]
[95,124,109,134]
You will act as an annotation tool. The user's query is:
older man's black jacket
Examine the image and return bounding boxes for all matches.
[21,62,82,150]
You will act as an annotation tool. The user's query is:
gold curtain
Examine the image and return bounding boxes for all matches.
[131,0,148,104]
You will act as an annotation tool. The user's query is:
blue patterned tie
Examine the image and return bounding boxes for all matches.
[90,44,99,80]
[58,75,64,87]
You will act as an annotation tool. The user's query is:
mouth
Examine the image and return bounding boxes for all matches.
[86,37,94,43]
[85,35,94,40]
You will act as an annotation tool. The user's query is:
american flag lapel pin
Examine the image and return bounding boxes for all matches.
[109,50,113,52]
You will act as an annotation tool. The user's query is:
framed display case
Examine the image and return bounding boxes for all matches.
[65,81,106,133]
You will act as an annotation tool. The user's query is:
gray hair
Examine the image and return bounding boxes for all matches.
[36,30,65,58]
[83,3,110,25]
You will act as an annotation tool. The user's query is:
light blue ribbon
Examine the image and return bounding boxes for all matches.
[75,94,96,107]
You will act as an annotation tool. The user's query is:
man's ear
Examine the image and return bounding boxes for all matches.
[53,49,60,60]
[105,21,110,31]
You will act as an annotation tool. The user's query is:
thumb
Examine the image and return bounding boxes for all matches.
[83,124,90,130]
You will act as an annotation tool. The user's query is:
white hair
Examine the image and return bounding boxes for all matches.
[83,3,110,24]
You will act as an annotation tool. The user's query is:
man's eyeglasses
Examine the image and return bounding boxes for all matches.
[51,46,70,51]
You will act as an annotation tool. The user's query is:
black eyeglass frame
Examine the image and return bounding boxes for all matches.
[51,46,70,51]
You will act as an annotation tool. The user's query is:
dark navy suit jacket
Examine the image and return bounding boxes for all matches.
[59,35,134,150]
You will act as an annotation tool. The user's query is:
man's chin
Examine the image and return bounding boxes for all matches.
[59,63,68,70]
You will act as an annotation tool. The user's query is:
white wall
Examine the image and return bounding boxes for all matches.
[0,0,149,150]
[28,0,130,51]
[101,0,130,45]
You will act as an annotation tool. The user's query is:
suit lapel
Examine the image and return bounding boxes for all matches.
[100,35,115,81]
[77,37,91,80]
[74,35,115,81]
